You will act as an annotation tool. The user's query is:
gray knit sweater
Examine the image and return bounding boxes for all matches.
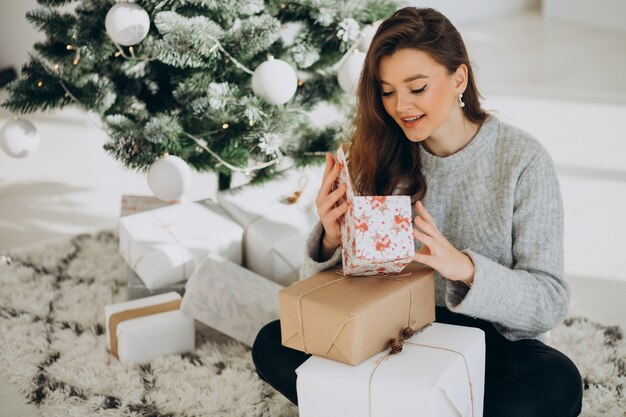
[299,115,568,342]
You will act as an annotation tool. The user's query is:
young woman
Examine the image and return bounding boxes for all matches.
[252,7,583,417]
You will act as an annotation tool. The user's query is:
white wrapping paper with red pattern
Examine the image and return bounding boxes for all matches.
[334,144,414,275]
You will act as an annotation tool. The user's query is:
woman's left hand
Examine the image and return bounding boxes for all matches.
[412,201,475,286]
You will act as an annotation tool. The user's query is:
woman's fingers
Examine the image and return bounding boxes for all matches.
[413,215,438,237]
[415,201,437,226]
[327,200,348,221]
[412,228,434,247]
[319,183,347,214]
[317,164,341,205]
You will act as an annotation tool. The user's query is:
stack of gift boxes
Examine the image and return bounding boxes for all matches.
[105,148,486,416]
[106,167,323,364]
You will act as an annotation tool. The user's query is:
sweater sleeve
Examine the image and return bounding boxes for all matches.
[299,221,342,280]
[445,150,569,340]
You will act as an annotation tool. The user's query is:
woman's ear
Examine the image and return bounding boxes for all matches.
[453,64,468,92]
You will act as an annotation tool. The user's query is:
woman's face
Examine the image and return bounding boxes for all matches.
[378,48,463,143]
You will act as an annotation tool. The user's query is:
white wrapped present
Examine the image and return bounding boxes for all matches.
[181,253,282,347]
[296,323,485,417]
[217,166,323,286]
[119,200,243,290]
[104,292,195,364]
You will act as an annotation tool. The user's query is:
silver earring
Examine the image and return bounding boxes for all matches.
[458,93,465,108]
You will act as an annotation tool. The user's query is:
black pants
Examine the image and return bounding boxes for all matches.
[252,307,583,417]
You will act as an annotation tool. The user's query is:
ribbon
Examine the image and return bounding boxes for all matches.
[108,298,181,360]
[367,323,475,417]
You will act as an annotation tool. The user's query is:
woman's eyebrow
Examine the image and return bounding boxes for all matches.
[380,74,429,85]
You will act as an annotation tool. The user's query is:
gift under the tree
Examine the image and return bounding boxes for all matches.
[279,263,435,365]
[104,292,195,364]
[334,144,414,276]
[120,194,176,217]
[181,253,282,347]
[216,166,323,286]
[296,322,485,417]
[119,200,243,290]
[126,266,185,301]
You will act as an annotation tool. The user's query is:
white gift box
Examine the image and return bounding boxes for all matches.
[296,323,485,417]
[217,166,323,286]
[181,253,282,347]
[104,292,195,364]
[119,200,243,290]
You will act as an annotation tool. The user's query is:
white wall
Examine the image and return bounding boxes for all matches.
[406,0,541,24]
[0,0,43,70]
[543,0,626,34]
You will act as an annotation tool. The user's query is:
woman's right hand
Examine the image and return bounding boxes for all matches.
[315,152,348,254]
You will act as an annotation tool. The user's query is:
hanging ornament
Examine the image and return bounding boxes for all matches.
[251,57,298,105]
[337,50,366,95]
[357,22,381,51]
[0,117,40,159]
[105,3,151,46]
[147,155,192,201]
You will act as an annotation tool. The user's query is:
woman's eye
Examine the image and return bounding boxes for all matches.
[382,91,395,97]
[410,85,427,94]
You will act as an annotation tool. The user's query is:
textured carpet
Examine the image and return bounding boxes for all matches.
[0,231,624,416]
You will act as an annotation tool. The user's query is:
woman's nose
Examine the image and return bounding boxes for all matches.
[395,91,414,113]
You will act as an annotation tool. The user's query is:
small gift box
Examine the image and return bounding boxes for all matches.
[118,200,243,290]
[181,253,283,347]
[334,144,414,276]
[296,323,486,417]
[120,194,176,217]
[104,292,195,364]
[217,166,323,286]
[126,266,185,301]
[279,263,435,365]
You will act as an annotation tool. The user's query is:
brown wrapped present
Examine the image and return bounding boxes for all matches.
[279,263,435,365]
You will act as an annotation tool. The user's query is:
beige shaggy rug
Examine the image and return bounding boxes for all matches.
[0,231,624,416]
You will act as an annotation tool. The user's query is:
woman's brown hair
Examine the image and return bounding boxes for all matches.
[349,7,488,200]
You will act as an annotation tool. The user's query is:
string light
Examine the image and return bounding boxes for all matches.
[37,81,43,87]
[66,44,81,65]
[248,121,254,126]
[298,79,303,86]
[280,3,286,8]
[222,123,229,129]
[114,51,122,57]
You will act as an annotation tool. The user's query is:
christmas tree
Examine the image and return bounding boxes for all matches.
[1,0,397,190]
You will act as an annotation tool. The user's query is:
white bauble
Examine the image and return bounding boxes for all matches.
[105,3,150,46]
[357,23,380,51]
[147,155,192,201]
[0,118,40,159]
[337,50,366,95]
[251,59,298,105]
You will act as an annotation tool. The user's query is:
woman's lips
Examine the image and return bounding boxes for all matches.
[400,114,425,128]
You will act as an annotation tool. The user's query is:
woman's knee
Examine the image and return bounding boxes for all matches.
[492,346,582,417]
[251,320,281,375]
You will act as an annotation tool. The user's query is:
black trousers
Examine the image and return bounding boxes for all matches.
[252,307,583,417]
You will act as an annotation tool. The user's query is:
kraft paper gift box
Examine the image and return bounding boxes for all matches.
[181,253,283,347]
[296,322,486,417]
[118,200,243,290]
[216,166,323,286]
[279,263,435,365]
[334,144,414,276]
[104,292,195,364]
